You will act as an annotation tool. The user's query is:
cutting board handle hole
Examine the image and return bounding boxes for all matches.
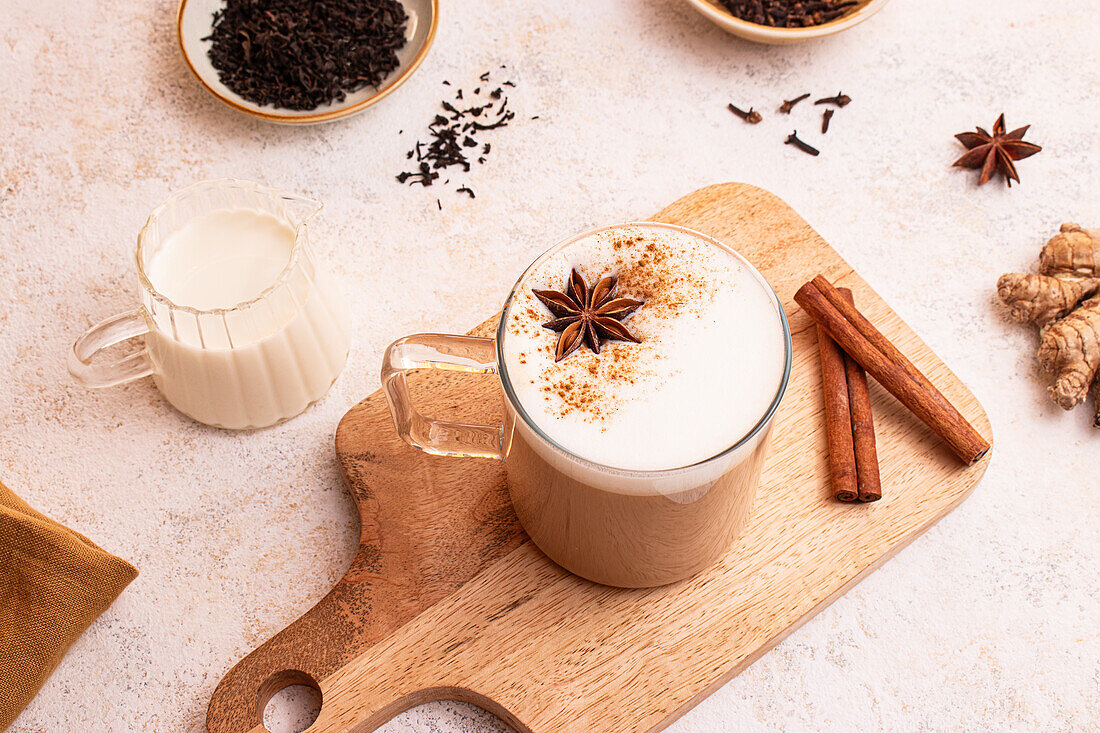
[376,688,529,732]
[259,669,322,733]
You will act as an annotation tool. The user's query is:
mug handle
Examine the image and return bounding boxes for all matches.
[68,309,154,388]
[381,333,504,460]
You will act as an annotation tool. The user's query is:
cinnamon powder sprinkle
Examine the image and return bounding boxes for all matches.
[509,228,723,425]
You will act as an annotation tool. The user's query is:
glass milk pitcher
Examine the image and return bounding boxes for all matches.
[68,179,351,429]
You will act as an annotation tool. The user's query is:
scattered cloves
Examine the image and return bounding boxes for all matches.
[815,92,851,108]
[779,93,811,114]
[728,103,762,124]
[822,108,834,134]
[785,131,820,156]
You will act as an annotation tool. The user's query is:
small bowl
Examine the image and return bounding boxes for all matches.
[683,0,890,44]
[177,0,438,124]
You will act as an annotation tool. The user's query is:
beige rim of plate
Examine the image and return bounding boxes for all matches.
[683,0,891,44]
[176,0,439,124]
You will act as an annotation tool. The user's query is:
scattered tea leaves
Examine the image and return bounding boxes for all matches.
[397,71,521,201]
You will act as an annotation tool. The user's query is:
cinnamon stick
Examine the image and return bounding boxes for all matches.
[839,289,882,502]
[817,314,858,501]
[795,275,990,465]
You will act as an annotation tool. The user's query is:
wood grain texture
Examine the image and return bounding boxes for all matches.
[205,319,522,733]
[207,182,991,733]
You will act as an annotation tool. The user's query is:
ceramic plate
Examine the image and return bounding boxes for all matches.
[177,0,438,124]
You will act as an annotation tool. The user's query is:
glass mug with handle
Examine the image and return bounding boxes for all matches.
[68,179,351,430]
[383,222,791,587]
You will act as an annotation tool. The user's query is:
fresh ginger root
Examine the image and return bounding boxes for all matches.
[1037,295,1100,410]
[998,223,1100,427]
[997,273,1099,326]
[1039,223,1100,279]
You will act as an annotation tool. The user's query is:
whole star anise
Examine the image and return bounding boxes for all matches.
[953,114,1042,187]
[533,269,643,361]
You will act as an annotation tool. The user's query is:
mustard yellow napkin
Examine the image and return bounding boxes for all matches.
[0,480,137,730]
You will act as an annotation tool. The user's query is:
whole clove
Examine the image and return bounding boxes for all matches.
[822,108,834,134]
[728,103,763,124]
[779,93,811,114]
[815,92,852,107]
[785,131,820,156]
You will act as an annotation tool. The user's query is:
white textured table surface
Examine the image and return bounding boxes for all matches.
[2,0,1098,730]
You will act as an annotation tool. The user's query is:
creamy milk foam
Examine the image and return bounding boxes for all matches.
[502,224,786,472]
[143,208,350,429]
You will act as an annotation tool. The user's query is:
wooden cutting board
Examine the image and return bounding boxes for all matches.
[207,183,991,733]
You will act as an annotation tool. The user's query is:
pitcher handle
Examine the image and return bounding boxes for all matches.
[381,334,504,460]
[68,309,154,388]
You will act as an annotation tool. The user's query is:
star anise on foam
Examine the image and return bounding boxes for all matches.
[532,269,643,362]
[953,114,1042,187]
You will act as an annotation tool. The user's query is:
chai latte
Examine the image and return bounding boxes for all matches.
[499,224,787,587]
